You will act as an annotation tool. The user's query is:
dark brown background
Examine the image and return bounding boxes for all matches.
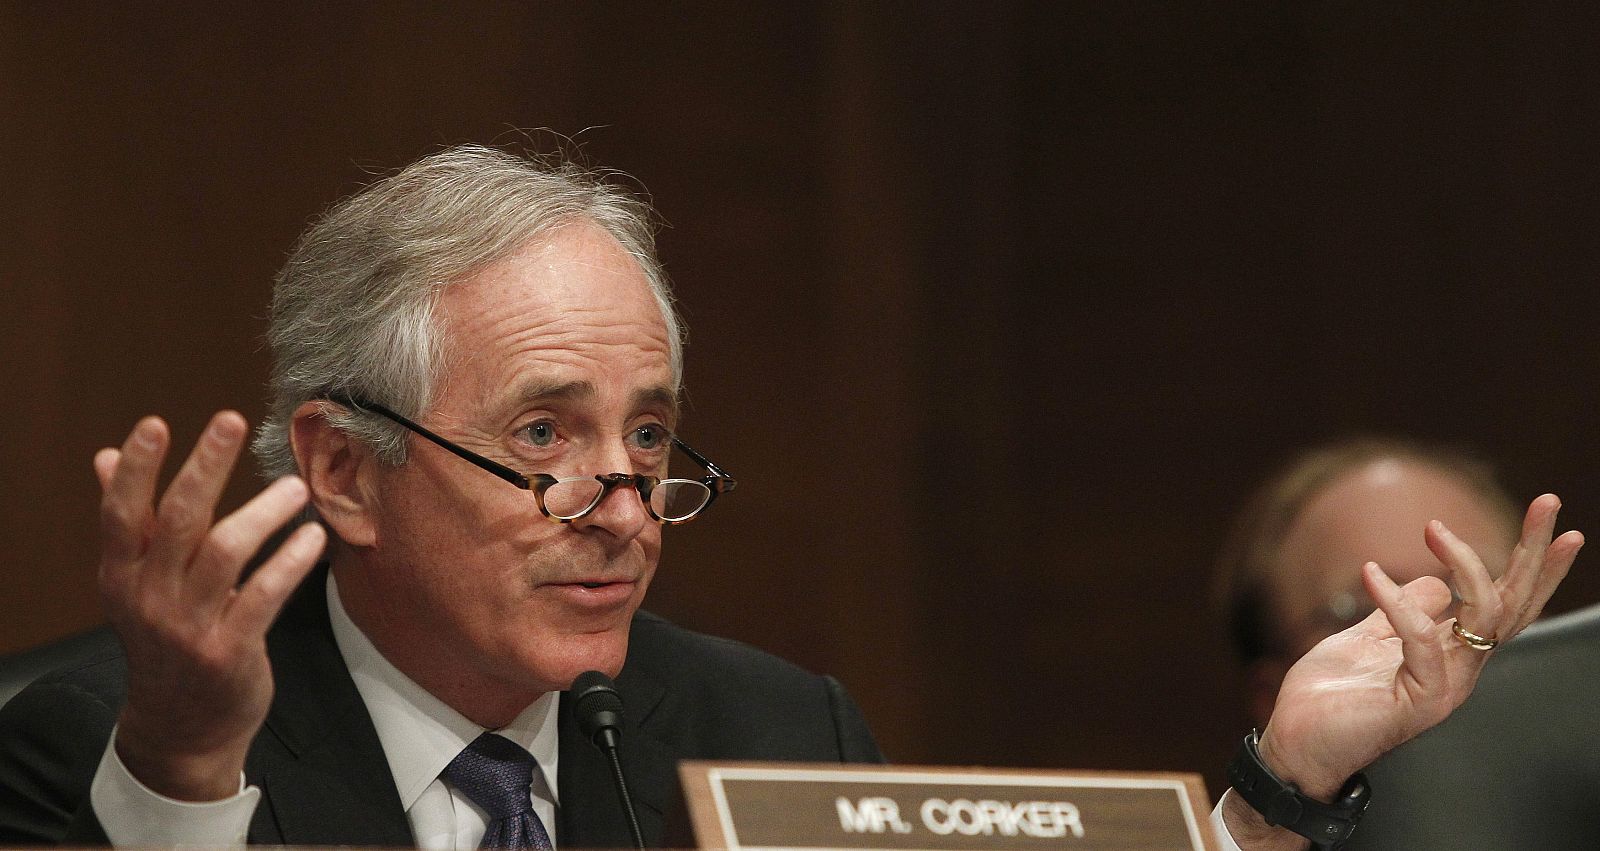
[5,3,1600,795]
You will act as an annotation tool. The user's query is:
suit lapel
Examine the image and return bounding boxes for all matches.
[249,567,414,847]
[247,572,691,848]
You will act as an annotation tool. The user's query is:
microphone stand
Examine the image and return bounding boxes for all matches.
[598,729,645,850]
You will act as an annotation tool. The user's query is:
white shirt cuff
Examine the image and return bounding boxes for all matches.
[1210,791,1245,851]
[90,727,260,847]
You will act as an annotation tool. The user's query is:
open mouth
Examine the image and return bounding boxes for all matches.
[547,579,636,608]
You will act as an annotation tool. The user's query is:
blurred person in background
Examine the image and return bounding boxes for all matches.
[1216,437,1522,727]
[1218,437,1600,848]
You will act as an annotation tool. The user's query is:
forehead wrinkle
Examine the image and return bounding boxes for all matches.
[436,226,676,424]
[485,285,669,348]
[494,329,672,385]
[473,302,669,377]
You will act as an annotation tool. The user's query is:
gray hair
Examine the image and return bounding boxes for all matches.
[251,144,683,479]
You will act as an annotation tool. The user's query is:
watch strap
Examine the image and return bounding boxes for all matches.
[1226,730,1371,849]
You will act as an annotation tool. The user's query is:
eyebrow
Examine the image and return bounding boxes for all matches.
[633,386,682,424]
[515,379,597,406]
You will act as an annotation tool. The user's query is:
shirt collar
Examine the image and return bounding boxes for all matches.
[326,573,561,811]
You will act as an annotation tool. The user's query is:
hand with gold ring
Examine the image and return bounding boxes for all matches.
[1450,618,1498,651]
[1220,494,1583,849]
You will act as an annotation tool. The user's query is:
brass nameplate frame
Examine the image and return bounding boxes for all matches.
[680,761,1217,850]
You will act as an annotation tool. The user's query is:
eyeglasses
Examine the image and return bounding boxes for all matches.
[326,395,736,525]
[1313,581,1464,636]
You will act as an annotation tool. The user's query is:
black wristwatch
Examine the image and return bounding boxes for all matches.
[1226,730,1372,849]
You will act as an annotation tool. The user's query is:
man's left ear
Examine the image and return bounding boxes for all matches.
[290,401,379,547]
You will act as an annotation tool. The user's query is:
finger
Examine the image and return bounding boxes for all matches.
[99,417,171,568]
[1497,494,1561,606]
[227,520,326,637]
[1512,529,1584,632]
[186,475,313,610]
[1400,574,1455,620]
[145,412,250,577]
[1364,562,1447,696]
[93,448,121,491]
[1354,569,1453,640]
[1425,519,1502,637]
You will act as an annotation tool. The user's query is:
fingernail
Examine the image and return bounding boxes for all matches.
[210,416,244,443]
[279,475,308,498]
[290,522,326,554]
[135,419,161,448]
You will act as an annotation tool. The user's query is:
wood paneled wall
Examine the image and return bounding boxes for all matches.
[5,3,1600,793]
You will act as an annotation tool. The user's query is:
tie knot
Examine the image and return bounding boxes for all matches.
[444,733,537,819]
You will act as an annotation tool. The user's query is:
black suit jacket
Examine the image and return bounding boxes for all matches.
[0,568,882,847]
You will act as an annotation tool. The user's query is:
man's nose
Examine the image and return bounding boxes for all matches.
[572,477,651,539]
[571,447,651,539]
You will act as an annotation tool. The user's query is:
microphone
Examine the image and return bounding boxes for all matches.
[571,671,644,850]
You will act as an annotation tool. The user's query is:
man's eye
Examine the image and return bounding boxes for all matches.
[522,422,557,447]
[632,424,668,450]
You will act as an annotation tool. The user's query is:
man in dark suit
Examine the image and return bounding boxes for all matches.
[0,565,879,847]
[0,146,1585,851]
[0,145,880,848]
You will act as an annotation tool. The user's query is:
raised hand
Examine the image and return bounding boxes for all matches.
[1223,494,1582,848]
[95,412,325,801]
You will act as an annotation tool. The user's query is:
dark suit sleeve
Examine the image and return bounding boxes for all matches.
[0,679,116,846]
[823,676,884,764]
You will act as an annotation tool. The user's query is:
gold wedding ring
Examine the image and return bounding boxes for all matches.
[1451,618,1499,651]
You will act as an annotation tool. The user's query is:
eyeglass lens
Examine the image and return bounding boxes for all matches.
[544,478,713,521]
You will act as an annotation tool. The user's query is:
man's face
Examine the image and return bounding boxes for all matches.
[1270,459,1515,660]
[348,221,675,711]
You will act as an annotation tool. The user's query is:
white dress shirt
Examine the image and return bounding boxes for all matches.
[90,574,561,849]
[1212,793,1245,851]
[327,575,561,849]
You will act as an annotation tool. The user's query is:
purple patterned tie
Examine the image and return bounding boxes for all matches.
[444,733,555,850]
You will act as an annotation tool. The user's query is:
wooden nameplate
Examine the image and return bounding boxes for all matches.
[680,761,1217,850]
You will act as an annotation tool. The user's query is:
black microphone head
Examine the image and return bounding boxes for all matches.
[571,670,625,748]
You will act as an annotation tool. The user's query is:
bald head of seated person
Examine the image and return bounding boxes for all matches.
[1216,438,1523,727]
[0,146,882,849]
